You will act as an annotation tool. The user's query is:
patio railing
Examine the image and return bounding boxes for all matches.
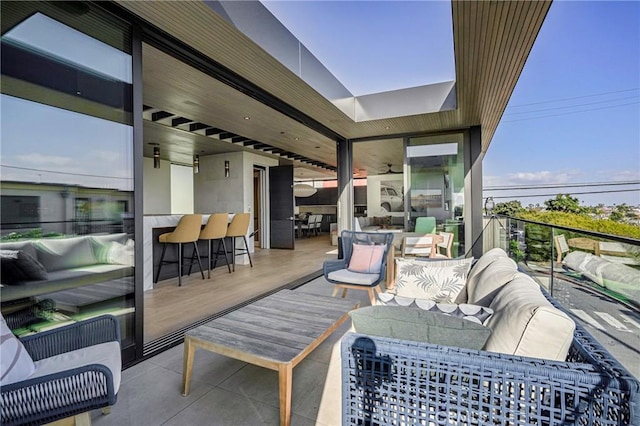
[476,215,640,309]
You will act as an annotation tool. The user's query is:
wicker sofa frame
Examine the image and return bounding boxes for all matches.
[341,290,639,425]
[1,315,120,426]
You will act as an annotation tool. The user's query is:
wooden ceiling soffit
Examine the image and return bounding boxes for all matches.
[142,105,336,172]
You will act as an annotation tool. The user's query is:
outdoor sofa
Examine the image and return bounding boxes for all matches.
[1,234,134,331]
[340,248,640,425]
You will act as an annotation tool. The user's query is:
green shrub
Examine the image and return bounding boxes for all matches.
[0,229,64,241]
[517,211,640,239]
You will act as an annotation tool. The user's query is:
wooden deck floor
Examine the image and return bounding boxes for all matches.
[144,236,337,343]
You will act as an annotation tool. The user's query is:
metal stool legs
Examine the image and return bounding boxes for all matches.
[155,242,204,286]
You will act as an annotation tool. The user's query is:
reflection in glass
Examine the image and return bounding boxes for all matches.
[408,134,465,256]
[0,9,135,352]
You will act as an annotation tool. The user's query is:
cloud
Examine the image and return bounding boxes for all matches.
[485,168,639,187]
[591,169,640,181]
[484,169,584,187]
[15,153,73,166]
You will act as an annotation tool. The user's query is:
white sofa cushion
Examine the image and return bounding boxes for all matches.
[31,341,122,393]
[456,247,508,303]
[484,273,575,361]
[467,256,519,307]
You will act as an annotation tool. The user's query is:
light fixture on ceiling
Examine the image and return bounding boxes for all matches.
[293,184,317,198]
[224,160,230,178]
[244,116,250,120]
[153,146,160,169]
[193,155,200,174]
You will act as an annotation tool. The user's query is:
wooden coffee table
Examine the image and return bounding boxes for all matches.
[182,289,359,426]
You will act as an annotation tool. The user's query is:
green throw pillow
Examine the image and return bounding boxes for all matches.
[349,305,491,350]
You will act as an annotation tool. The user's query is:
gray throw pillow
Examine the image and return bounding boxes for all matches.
[349,305,492,350]
[0,250,48,284]
[35,237,97,271]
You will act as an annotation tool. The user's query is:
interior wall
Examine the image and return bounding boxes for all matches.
[170,164,194,214]
[194,152,244,214]
[143,157,171,214]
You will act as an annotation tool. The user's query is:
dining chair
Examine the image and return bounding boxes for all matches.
[154,214,204,286]
[414,216,436,234]
[401,234,443,258]
[434,231,454,258]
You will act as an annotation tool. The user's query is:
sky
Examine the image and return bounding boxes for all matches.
[263,0,640,208]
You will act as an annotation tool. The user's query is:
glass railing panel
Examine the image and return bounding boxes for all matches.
[480,215,640,378]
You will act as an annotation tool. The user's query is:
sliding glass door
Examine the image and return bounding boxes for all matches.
[407,133,465,256]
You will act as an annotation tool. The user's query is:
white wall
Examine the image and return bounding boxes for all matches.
[170,164,194,214]
[143,157,171,214]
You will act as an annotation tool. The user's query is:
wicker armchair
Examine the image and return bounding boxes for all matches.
[341,292,640,426]
[323,231,394,305]
[1,315,121,426]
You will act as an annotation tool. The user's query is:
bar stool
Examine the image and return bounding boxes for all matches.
[196,213,232,278]
[225,212,252,272]
[154,214,204,286]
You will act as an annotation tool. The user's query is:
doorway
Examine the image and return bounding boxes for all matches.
[253,166,268,248]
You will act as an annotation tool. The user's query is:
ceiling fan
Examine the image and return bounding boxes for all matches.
[381,163,402,174]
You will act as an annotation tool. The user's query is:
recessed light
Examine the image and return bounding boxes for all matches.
[294,137,299,141]
[385,126,390,130]
[244,116,251,120]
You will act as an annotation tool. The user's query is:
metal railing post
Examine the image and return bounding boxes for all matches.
[550,227,555,297]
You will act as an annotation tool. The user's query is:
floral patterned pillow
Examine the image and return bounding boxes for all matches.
[394,257,474,303]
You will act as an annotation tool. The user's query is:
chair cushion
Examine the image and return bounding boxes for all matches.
[484,273,575,361]
[349,305,491,350]
[31,341,122,393]
[1,314,35,385]
[376,293,494,325]
[0,249,48,284]
[35,237,97,271]
[394,257,473,303]
[348,243,385,274]
[328,269,380,286]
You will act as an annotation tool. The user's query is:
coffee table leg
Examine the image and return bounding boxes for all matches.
[278,363,293,426]
[182,337,195,396]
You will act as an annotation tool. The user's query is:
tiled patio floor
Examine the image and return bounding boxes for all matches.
[92,277,369,426]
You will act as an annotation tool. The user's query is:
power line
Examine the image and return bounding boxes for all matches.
[502,101,639,123]
[487,188,640,199]
[0,164,132,180]
[484,181,640,191]
[504,95,639,116]
[508,88,640,108]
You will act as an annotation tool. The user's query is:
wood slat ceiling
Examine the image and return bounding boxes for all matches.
[142,43,336,174]
[118,0,551,160]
